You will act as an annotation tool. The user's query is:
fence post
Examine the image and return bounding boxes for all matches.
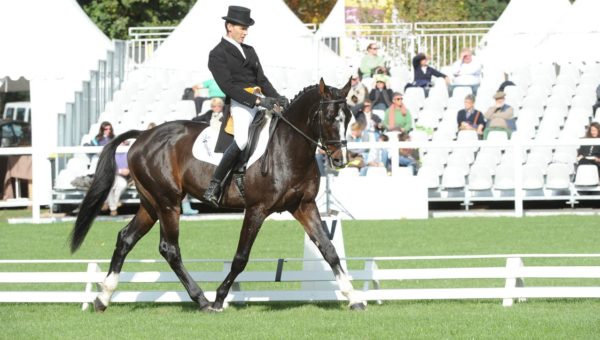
[513,141,524,217]
[362,259,382,305]
[81,262,102,311]
[502,257,525,307]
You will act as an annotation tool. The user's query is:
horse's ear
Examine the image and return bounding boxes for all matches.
[319,78,327,95]
[341,76,352,97]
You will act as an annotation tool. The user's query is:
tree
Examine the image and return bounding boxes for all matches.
[283,0,337,24]
[77,0,195,40]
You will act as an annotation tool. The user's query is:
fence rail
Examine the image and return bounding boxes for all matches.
[1,254,600,308]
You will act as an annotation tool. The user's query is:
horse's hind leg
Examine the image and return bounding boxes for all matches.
[292,201,367,310]
[94,206,156,312]
[158,209,211,310]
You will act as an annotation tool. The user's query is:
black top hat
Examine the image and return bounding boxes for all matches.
[222,5,255,26]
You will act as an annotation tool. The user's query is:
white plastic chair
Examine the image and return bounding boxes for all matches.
[546,163,572,190]
[468,165,493,191]
[441,166,466,189]
[403,87,426,111]
[522,164,544,190]
[494,164,515,190]
[338,167,360,177]
[366,167,388,177]
[417,165,441,189]
[574,165,600,186]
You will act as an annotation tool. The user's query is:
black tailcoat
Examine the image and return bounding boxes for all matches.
[208,38,279,108]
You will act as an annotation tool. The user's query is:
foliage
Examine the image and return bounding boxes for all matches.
[77,0,195,40]
[463,0,510,21]
[283,0,337,24]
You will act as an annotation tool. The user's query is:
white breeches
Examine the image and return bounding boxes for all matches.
[107,175,128,211]
[231,99,259,150]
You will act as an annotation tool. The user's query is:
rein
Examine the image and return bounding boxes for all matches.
[272,97,347,157]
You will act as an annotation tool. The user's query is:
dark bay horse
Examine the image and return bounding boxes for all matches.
[69,78,367,312]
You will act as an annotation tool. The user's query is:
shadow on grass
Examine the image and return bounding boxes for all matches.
[121,300,348,314]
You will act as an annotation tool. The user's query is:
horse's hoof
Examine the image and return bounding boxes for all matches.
[93,297,107,313]
[349,302,367,311]
[205,306,223,313]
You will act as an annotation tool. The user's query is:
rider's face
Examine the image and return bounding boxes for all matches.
[227,24,248,44]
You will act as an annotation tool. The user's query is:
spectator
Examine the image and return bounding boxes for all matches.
[577,122,600,175]
[364,133,390,175]
[369,75,393,110]
[355,100,384,140]
[359,43,385,79]
[384,92,412,133]
[183,79,225,115]
[346,123,369,172]
[398,132,419,175]
[346,74,368,113]
[104,142,129,216]
[406,53,450,97]
[457,94,485,139]
[449,48,482,96]
[192,97,225,126]
[483,91,514,139]
[91,121,114,146]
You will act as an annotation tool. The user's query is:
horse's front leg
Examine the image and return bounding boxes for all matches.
[211,206,267,311]
[292,200,367,310]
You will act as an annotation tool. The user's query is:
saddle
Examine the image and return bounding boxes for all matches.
[214,107,270,199]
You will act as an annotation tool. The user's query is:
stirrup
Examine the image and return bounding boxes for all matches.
[203,180,222,208]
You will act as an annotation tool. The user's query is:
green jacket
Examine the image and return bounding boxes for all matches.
[384,107,412,132]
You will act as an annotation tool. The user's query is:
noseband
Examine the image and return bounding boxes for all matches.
[272,97,347,159]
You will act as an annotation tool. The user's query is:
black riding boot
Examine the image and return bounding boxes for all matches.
[203,143,242,208]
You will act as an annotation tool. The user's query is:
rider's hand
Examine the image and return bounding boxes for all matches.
[277,96,290,108]
[259,97,279,110]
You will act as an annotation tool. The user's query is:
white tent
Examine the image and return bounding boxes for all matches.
[0,0,113,220]
[144,0,349,95]
[477,0,572,71]
[534,0,600,64]
[316,0,346,38]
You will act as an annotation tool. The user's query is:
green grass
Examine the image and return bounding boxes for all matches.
[1,216,600,339]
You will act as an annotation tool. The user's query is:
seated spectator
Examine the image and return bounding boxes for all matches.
[369,75,393,110]
[384,93,412,133]
[346,123,369,172]
[364,134,390,175]
[457,94,485,139]
[449,48,482,96]
[398,132,419,175]
[359,43,385,79]
[577,122,600,175]
[483,91,514,139]
[355,100,384,140]
[104,142,129,216]
[346,74,368,113]
[406,53,450,97]
[183,79,225,114]
[90,121,114,146]
[192,97,224,126]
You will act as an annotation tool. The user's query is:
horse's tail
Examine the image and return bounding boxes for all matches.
[69,129,142,253]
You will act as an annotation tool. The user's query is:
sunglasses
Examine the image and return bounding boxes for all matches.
[393,97,403,101]
[103,127,112,131]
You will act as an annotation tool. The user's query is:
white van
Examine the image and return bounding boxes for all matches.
[2,102,31,122]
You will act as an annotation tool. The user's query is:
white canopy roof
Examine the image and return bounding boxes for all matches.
[145,0,349,94]
[534,0,600,64]
[316,0,346,38]
[478,0,571,71]
[0,0,112,81]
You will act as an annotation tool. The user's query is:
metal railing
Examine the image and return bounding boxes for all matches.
[124,21,495,74]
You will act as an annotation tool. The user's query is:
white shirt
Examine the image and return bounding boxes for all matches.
[451,57,482,86]
[223,35,246,59]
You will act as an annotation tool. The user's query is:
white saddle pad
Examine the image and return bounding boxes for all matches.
[192,115,272,168]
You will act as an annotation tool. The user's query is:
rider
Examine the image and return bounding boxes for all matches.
[203,5,287,207]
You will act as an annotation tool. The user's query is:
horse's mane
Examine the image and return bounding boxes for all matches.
[289,84,320,105]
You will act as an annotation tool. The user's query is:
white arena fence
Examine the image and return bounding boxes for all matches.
[1,254,600,309]
[2,138,600,217]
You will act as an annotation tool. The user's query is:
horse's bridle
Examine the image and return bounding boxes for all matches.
[272,97,348,159]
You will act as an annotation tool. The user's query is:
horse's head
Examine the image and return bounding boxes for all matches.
[317,77,352,168]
